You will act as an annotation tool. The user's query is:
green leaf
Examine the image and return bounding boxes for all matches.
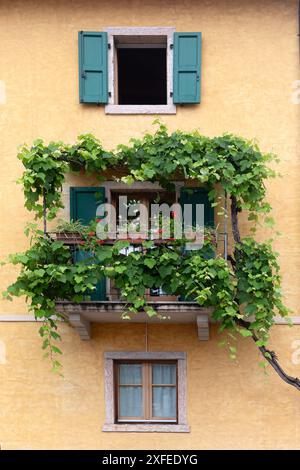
[144,258,156,269]
[51,345,62,355]
[115,265,127,274]
[239,329,252,338]
[145,306,157,318]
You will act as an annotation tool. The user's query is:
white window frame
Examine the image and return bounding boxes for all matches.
[104,27,176,115]
[103,351,189,432]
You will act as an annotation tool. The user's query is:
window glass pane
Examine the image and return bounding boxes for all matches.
[119,386,143,417]
[152,364,176,384]
[152,386,176,418]
[119,364,142,384]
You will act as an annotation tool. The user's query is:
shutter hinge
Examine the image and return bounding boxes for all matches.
[170,44,174,49]
[108,92,112,98]
[108,43,111,49]
[170,92,173,97]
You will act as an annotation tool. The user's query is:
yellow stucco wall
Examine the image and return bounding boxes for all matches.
[0,323,300,449]
[0,0,299,449]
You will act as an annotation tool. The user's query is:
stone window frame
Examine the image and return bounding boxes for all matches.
[103,351,190,432]
[104,27,176,115]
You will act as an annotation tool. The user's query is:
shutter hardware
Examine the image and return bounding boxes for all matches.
[170,44,173,49]
[108,43,111,49]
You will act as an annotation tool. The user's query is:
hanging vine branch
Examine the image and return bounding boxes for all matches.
[229,196,299,390]
[237,318,300,391]
[42,189,47,236]
[3,124,297,388]
[230,195,241,244]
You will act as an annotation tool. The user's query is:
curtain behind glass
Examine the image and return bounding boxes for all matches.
[152,364,176,418]
[119,364,143,418]
[119,386,143,417]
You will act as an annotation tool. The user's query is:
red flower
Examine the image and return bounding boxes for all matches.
[96,218,101,223]
[88,231,95,237]
[79,241,85,246]
[96,239,105,245]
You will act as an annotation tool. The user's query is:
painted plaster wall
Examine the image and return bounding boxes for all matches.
[0,0,299,449]
[0,322,300,449]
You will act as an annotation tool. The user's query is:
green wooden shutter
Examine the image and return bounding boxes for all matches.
[179,187,214,228]
[70,187,107,301]
[78,31,108,104]
[173,32,202,104]
[179,188,214,301]
[70,187,106,224]
[74,250,107,301]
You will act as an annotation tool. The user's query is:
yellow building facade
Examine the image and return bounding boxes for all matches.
[0,0,300,449]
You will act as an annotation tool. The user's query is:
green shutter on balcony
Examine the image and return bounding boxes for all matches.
[70,187,106,225]
[74,250,107,302]
[173,32,202,104]
[179,188,214,300]
[179,187,214,228]
[70,187,107,301]
[78,31,108,104]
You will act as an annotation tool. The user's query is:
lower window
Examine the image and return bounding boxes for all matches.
[116,361,177,423]
[103,352,189,432]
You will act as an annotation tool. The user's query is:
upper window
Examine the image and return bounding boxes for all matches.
[78,28,202,114]
[106,28,175,114]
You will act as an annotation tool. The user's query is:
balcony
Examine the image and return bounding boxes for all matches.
[50,191,225,341]
[51,231,220,341]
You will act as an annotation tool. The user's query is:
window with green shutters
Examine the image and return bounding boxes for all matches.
[78,28,202,112]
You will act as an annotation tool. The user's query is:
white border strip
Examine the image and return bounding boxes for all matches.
[0,315,300,324]
[0,315,60,322]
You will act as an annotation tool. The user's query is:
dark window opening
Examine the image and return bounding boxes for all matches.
[117,48,167,105]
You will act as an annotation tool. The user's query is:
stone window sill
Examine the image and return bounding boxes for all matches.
[102,423,190,433]
[105,104,176,115]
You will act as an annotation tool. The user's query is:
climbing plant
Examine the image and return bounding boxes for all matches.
[3,124,299,390]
